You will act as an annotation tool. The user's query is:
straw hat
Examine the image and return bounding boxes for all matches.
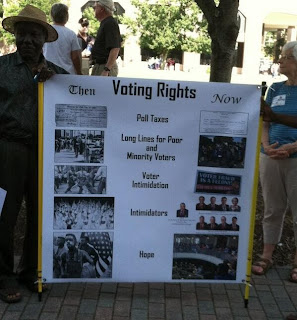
[2,5,58,42]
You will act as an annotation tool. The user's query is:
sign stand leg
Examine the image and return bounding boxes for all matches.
[38,82,44,301]
[244,103,263,308]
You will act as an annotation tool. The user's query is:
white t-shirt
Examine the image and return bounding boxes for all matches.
[43,25,81,74]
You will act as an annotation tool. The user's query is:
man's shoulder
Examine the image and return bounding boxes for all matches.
[102,16,119,27]
[0,52,19,65]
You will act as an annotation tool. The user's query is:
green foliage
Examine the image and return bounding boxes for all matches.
[0,0,68,45]
[82,7,100,38]
[120,0,210,61]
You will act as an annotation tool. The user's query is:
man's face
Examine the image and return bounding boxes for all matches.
[180,203,185,211]
[66,236,75,249]
[94,3,104,20]
[199,197,204,203]
[80,238,87,246]
[221,198,227,204]
[210,197,216,204]
[221,216,226,223]
[15,22,46,62]
[57,238,65,247]
[199,216,205,223]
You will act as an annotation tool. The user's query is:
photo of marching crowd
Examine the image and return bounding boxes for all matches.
[198,135,246,169]
[54,165,107,194]
[54,130,104,163]
[53,197,114,230]
[53,231,113,279]
[172,234,238,281]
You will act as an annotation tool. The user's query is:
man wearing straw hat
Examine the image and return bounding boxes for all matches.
[0,5,67,303]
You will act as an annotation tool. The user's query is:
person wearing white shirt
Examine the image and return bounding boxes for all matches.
[43,3,82,74]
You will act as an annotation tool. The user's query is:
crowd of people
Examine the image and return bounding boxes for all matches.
[55,131,104,163]
[1,3,297,320]
[172,258,237,281]
[198,137,246,168]
[53,232,112,279]
[54,165,107,194]
[54,198,114,230]
[173,234,238,280]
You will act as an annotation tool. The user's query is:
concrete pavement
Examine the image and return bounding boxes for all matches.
[1,266,296,320]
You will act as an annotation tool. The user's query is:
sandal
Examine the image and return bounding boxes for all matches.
[0,278,22,303]
[289,264,297,283]
[252,257,273,275]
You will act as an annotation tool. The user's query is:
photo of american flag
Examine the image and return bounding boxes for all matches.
[84,232,113,278]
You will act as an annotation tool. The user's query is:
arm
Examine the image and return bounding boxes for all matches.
[101,47,120,76]
[261,97,297,128]
[71,50,82,75]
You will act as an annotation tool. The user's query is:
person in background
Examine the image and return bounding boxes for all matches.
[77,18,93,53]
[43,3,82,75]
[91,0,121,76]
[252,41,297,285]
[261,97,297,320]
[0,4,68,303]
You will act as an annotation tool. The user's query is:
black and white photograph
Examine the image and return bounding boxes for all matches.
[195,195,241,212]
[196,215,240,231]
[55,104,107,128]
[54,130,104,163]
[198,135,246,168]
[54,197,114,230]
[53,231,113,279]
[195,171,241,195]
[172,234,238,280]
[54,165,107,194]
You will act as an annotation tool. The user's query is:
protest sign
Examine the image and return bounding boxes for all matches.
[42,75,260,283]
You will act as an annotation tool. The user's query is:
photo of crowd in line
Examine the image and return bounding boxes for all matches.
[53,197,114,230]
[54,165,107,194]
[54,130,104,163]
[195,195,241,212]
[196,215,239,231]
[198,135,246,169]
[172,234,238,281]
[195,171,241,196]
[53,231,113,279]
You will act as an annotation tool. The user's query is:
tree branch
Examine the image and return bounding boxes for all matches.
[194,0,216,25]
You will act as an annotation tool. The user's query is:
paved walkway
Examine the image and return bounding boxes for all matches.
[1,266,296,320]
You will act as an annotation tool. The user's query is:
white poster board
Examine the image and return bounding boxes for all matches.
[42,75,261,283]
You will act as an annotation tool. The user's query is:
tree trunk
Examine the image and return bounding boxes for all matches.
[209,40,235,82]
[195,0,240,83]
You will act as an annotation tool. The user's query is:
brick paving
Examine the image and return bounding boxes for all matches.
[1,266,296,320]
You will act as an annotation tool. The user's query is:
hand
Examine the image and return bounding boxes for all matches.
[260,97,276,122]
[271,142,297,157]
[33,62,56,82]
[269,149,290,159]
[263,142,279,156]
[100,70,109,77]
